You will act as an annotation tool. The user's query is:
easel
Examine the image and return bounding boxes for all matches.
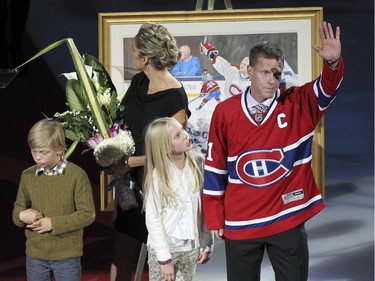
[133,1,232,280]
[195,0,233,10]
[134,243,147,281]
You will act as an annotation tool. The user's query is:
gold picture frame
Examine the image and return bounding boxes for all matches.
[98,7,324,211]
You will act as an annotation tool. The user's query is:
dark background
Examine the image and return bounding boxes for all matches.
[0,0,373,279]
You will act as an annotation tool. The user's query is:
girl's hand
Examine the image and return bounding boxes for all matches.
[160,263,175,281]
[197,251,211,264]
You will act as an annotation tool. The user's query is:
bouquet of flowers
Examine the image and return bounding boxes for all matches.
[54,51,139,210]
[93,123,135,168]
[12,38,134,165]
[53,53,134,162]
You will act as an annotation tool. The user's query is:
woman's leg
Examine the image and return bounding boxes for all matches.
[112,231,142,281]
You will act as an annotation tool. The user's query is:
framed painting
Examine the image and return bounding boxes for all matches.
[98,7,324,211]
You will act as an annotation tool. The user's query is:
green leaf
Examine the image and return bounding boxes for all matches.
[66,80,88,111]
[66,39,110,138]
[13,38,69,70]
[64,129,79,142]
[84,54,117,93]
[64,139,79,159]
[108,92,119,120]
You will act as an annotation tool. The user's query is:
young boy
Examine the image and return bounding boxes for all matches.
[12,119,96,281]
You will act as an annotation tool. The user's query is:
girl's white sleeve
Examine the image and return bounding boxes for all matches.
[196,153,214,252]
[199,196,214,252]
[145,172,172,262]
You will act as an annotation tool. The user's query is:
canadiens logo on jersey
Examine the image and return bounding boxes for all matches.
[236,148,290,188]
[229,84,243,96]
[233,133,313,188]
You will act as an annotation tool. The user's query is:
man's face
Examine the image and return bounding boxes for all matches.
[179,46,190,61]
[248,57,282,103]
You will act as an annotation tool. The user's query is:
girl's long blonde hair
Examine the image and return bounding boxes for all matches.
[143,117,203,210]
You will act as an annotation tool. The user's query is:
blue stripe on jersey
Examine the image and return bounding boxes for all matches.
[282,133,313,168]
[224,195,323,230]
[203,166,228,193]
[315,76,338,109]
[227,133,314,188]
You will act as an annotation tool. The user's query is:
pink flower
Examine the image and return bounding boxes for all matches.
[122,123,129,130]
[87,133,104,149]
[109,122,120,138]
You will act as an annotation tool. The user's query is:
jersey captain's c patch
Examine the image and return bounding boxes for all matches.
[236,148,290,188]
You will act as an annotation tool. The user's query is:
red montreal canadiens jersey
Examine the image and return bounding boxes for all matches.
[201,80,220,94]
[203,61,344,240]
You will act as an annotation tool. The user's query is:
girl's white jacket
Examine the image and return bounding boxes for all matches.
[145,156,213,262]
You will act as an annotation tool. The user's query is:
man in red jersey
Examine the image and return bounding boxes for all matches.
[203,21,343,281]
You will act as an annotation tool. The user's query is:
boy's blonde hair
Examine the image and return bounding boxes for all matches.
[143,117,203,209]
[28,119,66,151]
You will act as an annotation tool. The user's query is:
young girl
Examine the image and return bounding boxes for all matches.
[143,117,213,281]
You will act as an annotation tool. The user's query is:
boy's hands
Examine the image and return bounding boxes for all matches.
[27,217,52,233]
[20,209,52,233]
[19,208,43,224]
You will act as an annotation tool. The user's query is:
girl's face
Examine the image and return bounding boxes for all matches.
[31,147,63,172]
[168,120,193,155]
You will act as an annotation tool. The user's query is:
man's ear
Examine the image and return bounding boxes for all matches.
[247,65,253,78]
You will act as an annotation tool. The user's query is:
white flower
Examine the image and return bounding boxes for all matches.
[61,65,93,81]
[98,88,111,106]
[92,69,100,91]
[116,83,128,103]
[93,129,135,167]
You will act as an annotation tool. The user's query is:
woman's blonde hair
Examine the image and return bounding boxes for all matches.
[27,119,66,151]
[143,117,203,209]
[135,22,180,71]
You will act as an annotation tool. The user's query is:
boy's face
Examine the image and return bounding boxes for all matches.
[31,147,63,172]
